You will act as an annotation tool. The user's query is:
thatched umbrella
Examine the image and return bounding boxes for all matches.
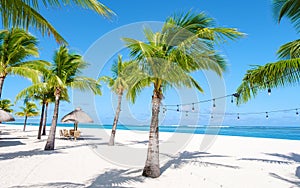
[61,107,93,131]
[0,109,15,123]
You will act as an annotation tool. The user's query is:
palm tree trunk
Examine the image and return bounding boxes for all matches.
[108,91,123,146]
[0,76,5,98]
[23,116,28,132]
[142,89,161,178]
[44,89,60,150]
[42,102,49,135]
[37,101,46,139]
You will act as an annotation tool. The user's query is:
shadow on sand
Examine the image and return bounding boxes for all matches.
[9,182,86,188]
[160,151,238,174]
[87,169,144,187]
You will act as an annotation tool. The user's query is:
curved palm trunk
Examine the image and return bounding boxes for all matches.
[37,101,46,139]
[23,116,28,132]
[0,76,6,98]
[108,91,123,146]
[142,89,161,178]
[44,89,60,150]
[42,102,49,135]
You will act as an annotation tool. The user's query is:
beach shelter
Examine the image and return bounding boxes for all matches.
[0,109,15,123]
[61,107,93,131]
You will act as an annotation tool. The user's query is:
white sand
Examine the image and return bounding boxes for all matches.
[0,124,299,188]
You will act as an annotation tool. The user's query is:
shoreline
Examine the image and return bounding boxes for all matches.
[3,122,300,141]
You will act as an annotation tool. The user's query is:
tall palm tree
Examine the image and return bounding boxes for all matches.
[0,99,13,112]
[100,55,133,146]
[44,45,101,150]
[15,101,39,132]
[236,0,300,103]
[0,28,47,98]
[123,11,244,178]
[0,0,115,44]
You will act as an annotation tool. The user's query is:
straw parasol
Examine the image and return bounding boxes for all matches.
[0,109,15,123]
[61,107,93,131]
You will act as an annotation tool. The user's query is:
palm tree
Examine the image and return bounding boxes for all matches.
[100,55,133,146]
[236,0,300,103]
[0,99,13,112]
[15,101,39,131]
[273,0,300,32]
[44,45,101,150]
[0,0,115,44]
[0,28,48,98]
[123,11,244,178]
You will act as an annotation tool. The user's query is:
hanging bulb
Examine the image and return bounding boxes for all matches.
[231,96,234,103]
[163,108,166,114]
[213,99,216,108]
[177,105,179,112]
[211,115,214,119]
[186,111,188,117]
[192,103,195,112]
[296,109,299,116]
[266,112,269,119]
[237,113,240,120]
[268,88,271,96]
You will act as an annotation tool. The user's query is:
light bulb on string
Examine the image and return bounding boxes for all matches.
[177,105,179,112]
[237,113,240,120]
[296,109,299,116]
[268,88,271,96]
[185,111,188,117]
[192,103,195,112]
[266,112,269,119]
[211,114,214,119]
[213,99,216,108]
[231,95,234,103]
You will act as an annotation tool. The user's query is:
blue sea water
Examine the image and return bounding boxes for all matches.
[4,122,300,141]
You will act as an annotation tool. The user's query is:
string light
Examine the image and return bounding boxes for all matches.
[237,113,240,120]
[177,105,179,112]
[268,88,271,96]
[185,111,188,117]
[213,99,216,108]
[192,103,195,112]
[296,109,299,116]
[266,112,269,119]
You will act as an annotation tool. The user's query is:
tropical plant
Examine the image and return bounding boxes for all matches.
[44,45,101,150]
[0,99,13,112]
[236,0,300,104]
[273,0,300,32]
[0,28,48,98]
[100,55,133,146]
[0,0,115,44]
[15,101,39,131]
[123,11,244,178]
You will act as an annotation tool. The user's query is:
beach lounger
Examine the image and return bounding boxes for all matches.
[62,129,71,138]
[74,130,81,141]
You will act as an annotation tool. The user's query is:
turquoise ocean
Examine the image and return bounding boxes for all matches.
[5,122,300,141]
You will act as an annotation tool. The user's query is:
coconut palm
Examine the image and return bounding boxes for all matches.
[236,0,300,103]
[0,0,115,44]
[100,55,133,146]
[123,11,244,178]
[0,28,48,98]
[15,101,39,131]
[44,45,101,150]
[0,99,13,113]
[273,0,300,32]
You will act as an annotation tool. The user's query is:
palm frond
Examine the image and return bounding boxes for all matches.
[236,58,300,104]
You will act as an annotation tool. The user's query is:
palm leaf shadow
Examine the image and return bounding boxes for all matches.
[87,168,144,187]
[160,151,239,174]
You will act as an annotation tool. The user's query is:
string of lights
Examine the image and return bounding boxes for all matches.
[161,70,300,119]
[162,107,300,119]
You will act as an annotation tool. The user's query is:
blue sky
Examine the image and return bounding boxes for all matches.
[2,0,300,126]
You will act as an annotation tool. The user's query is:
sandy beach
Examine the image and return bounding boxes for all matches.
[0,124,299,188]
